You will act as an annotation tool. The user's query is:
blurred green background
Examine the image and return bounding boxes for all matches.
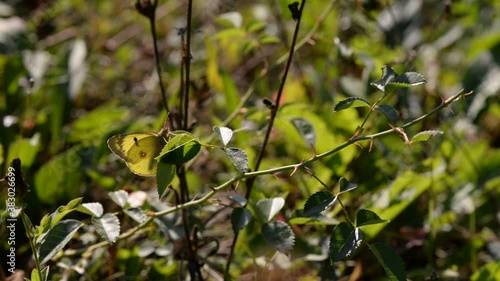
[0,0,499,280]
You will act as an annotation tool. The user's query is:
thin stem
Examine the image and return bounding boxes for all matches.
[226,0,308,274]
[75,89,467,264]
[359,94,387,129]
[252,0,306,175]
[148,0,169,114]
[21,211,43,281]
[183,0,193,130]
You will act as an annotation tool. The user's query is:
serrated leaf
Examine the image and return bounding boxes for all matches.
[256,198,285,223]
[225,147,249,173]
[92,213,120,243]
[213,126,233,146]
[124,208,149,223]
[156,162,176,198]
[370,66,398,93]
[39,219,83,264]
[371,242,407,281]
[290,117,316,146]
[262,221,295,254]
[356,209,387,227]
[411,130,443,143]
[375,104,398,124]
[329,222,363,261]
[108,190,129,208]
[389,72,426,87]
[78,202,104,217]
[231,208,252,233]
[339,177,358,194]
[333,97,370,112]
[303,191,337,216]
[157,132,201,165]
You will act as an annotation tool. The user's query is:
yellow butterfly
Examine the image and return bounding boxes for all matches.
[107,131,167,177]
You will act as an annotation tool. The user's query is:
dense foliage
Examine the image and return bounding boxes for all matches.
[1,1,499,280]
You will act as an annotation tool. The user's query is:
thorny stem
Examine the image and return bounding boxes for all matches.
[75,90,467,259]
[226,0,307,275]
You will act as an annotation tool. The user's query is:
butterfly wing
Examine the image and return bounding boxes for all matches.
[107,132,166,177]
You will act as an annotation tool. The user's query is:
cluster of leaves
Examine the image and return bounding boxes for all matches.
[1,1,499,280]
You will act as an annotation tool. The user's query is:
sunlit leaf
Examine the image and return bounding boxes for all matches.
[157,132,201,165]
[39,219,83,264]
[329,222,363,261]
[124,208,149,224]
[78,202,104,217]
[225,147,249,173]
[213,126,233,146]
[370,66,398,93]
[92,213,120,243]
[256,198,285,223]
[411,130,443,143]
[108,190,129,208]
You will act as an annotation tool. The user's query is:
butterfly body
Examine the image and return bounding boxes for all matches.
[107,132,166,177]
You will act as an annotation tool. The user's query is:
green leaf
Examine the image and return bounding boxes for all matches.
[78,202,104,217]
[213,126,233,146]
[157,132,201,165]
[229,195,247,207]
[370,66,398,93]
[231,208,252,233]
[222,72,240,114]
[339,177,358,194]
[371,242,407,281]
[290,117,316,146]
[225,147,249,173]
[30,266,49,281]
[124,208,148,223]
[49,198,82,227]
[39,219,83,264]
[389,72,426,87]
[356,209,387,227]
[262,221,295,254]
[329,222,363,261]
[34,146,87,204]
[333,97,370,112]
[108,190,129,208]
[92,213,120,243]
[471,261,500,281]
[375,104,398,124]
[156,162,176,198]
[68,106,128,143]
[411,130,443,143]
[303,191,337,216]
[6,134,41,168]
[256,198,285,223]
